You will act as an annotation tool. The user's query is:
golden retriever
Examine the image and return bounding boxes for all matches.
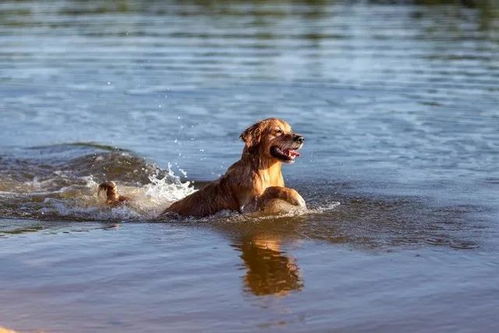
[99,118,306,217]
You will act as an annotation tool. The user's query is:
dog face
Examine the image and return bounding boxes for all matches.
[240,118,304,164]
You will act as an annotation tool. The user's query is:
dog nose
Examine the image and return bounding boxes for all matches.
[293,135,304,143]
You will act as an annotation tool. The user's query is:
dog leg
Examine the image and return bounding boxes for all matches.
[257,186,306,214]
[98,181,129,205]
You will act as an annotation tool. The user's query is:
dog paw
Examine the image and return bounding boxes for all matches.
[288,190,306,208]
[294,196,307,208]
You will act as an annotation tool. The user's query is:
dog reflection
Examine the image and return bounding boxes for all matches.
[235,236,303,296]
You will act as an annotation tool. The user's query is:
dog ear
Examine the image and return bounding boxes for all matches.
[240,122,263,153]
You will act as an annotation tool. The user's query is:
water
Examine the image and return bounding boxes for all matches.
[1,1,499,332]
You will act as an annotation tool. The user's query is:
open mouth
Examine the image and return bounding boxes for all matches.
[270,146,301,163]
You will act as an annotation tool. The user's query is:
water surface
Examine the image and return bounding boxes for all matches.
[1,1,498,332]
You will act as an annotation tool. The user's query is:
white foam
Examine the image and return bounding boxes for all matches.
[310,201,341,213]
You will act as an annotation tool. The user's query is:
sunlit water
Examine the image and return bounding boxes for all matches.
[1,1,499,332]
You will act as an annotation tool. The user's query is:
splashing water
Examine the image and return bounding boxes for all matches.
[0,146,197,221]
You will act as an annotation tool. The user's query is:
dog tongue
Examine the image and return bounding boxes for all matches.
[287,149,300,158]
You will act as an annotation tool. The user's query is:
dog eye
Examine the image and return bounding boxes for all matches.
[275,129,283,134]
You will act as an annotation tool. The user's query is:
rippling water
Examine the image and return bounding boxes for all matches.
[1,1,499,332]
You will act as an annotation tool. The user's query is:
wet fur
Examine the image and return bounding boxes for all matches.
[100,118,306,217]
[98,181,129,205]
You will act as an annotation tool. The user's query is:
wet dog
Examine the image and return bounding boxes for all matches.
[99,118,306,217]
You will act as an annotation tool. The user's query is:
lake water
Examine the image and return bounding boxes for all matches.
[1,1,499,332]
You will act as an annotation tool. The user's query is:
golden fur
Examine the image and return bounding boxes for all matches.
[99,118,306,217]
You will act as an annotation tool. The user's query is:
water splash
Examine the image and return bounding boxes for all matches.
[0,146,196,221]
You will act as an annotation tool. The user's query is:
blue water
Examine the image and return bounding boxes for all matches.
[1,1,498,332]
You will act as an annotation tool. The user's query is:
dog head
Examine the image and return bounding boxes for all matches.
[240,118,304,164]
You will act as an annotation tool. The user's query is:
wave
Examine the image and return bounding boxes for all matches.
[0,144,196,221]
